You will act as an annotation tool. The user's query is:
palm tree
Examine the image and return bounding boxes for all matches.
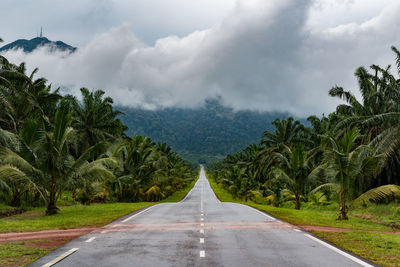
[0,60,61,133]
[328,47,400,187]
[65,88,127,156]
[271,144,314,209]
[109,135,156,201]
[0,105,116,214]
[261,117,304,149]
[322,128,380,220]
[329,65,398,140]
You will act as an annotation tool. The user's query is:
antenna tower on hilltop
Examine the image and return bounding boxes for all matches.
[40,27,43,38]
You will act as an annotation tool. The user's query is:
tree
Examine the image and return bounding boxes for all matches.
[65,88,127,156]
[0,59,61,133]
[0,105,116,214]
[322,128,380,220]
[271,144,314,209]
[261,117,303,149]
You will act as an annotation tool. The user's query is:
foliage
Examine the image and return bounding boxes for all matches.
[316,232,400,267]
[0,53,197,215]
[118,100,293,163]
[353,184,400,206]
[0,203,154,233]
[207,46,400,220]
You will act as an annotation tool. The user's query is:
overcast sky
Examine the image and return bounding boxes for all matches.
[1,0,400,116]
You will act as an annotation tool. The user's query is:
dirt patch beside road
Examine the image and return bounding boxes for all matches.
[0,227,98,242]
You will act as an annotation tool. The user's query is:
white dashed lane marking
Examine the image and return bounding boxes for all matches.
[200,251,205,258]
[85,237,96,243]
[121,206,154,223]
[42,248,79,267]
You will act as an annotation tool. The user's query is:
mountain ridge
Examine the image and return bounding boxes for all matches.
[0,37,76,53]
[117,100,301,163]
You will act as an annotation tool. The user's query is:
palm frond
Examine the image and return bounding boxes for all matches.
[353,184,400,205]
[311,183,338,194]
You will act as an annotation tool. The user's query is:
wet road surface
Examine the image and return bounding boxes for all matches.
[30,167,374,267]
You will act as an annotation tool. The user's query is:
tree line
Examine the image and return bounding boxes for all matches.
[208,47,400,220]
[0,40,197,215]
[118,99,290,162]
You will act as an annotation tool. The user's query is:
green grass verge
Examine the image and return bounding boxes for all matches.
[0,202,154,233]
[0,241,53,267]
[0,176,199,266]
[316,232,400,267]
[206,173,400,266]
[0,176,198,233]
[207,175,396,231]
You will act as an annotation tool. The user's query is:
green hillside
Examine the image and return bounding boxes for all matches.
[118,100,291,163]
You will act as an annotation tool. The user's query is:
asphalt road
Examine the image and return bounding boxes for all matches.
[31,167,374,267]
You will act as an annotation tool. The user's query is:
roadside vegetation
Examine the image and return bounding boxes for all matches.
[0,48,198,215]
[0,42,199,265]
[207,47,400,266]
[0,166,198,266]
[208,173,400,266]
[0,176,198,233]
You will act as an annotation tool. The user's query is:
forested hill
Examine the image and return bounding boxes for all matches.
[118,100,291,163]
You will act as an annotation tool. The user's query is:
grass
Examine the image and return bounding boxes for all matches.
[0,176,199,266]
[0,202,154,233]
[0,203,15,211]
[206,173,400,266]
[316,232,400,267]
[0,176,198,233]
[0,241,52,267]
[207,175,397,231]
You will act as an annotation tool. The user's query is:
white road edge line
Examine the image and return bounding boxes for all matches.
[180,186,194,202]
[200,250,205,258]
[122,206,154,223]
[101,230,106,234]
[41,248,79,267]
[181,170,203,203]
[200,238,204,244]
[85,237,96,243]
[304,234,374,267]
[294,229,301,232]
[242,205,276,221]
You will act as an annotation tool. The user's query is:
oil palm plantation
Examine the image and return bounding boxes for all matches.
[0,105,116,214]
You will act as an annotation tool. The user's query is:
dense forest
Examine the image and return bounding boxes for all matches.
[208,47,400,220]
[119,101,293,163]
[0,38,197,215]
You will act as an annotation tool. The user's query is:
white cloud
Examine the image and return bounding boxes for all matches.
[2,0,400,116]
